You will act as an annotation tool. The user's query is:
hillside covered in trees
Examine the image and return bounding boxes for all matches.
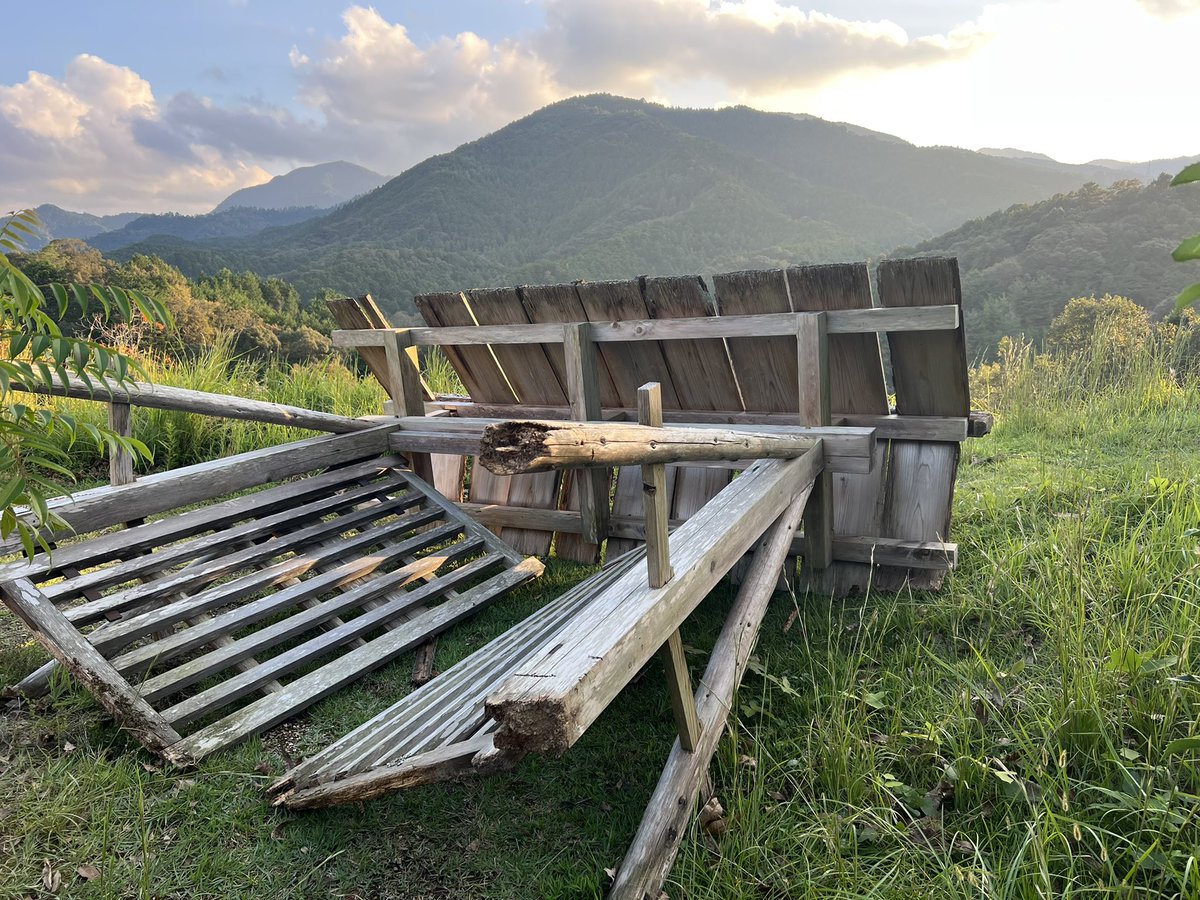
[112,95,1118,322]
[904,177,1200,357]
[14,240,334,362]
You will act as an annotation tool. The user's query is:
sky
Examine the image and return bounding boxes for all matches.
[3,0,1197,214]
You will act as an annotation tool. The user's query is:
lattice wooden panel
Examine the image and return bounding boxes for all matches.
[0,456,543,764]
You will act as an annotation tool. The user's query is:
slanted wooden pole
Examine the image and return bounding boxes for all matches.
[798,312,833,570]
[639,382,700,752]
[384,329,434,485]
[108,401,135,487]
[563,323,609,544]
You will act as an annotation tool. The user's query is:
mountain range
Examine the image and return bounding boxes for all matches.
[101,94,1189,322]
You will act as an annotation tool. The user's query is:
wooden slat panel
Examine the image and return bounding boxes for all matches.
[789,263,891,595]
[877,257,969,591]
[711,268,797,414]
[463,287,565,556]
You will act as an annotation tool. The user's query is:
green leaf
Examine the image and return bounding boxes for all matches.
[49,283,69,318]
[1171,162,1200,186]
[1108,647,1143,674]
[1176,282,1200,311]
[1173,235,1200,263]
[1165,737,1200,756]
[0,475,26,510]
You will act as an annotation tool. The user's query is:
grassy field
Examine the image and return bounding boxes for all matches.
[2,338,1200,898]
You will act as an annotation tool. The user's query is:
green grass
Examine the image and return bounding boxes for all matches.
[3,340,1200,898]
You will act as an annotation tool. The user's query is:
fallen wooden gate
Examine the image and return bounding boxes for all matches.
[0,426,543,763]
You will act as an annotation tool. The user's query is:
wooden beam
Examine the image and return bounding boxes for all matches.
[609,489,811,899]
[477,421,820,474]
[485,450,822,755]
[13,374,373,434]
[0,577,182,754]
[660,629,700,752]
[637,384,673,589]
[332,305,959,349]
[798,312,833,571]
[383,328,434,484]
[107,401,135,487]
[563,323,608,545]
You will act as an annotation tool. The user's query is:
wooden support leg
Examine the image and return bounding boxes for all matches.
[563,323,609,545]
[610,487,813,899]
[797,313,833,570]
[385,329,435,485]
[638,382,700,750]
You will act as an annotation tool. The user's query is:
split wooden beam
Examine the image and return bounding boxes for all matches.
[485,450,822,755]
[563,323,609,545]
[798,312,833,571]
[477,421,821,475]
[610,488,812,899]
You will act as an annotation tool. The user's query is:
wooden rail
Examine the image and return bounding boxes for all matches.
[332,304,959,349]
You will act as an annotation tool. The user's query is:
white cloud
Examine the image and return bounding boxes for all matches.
[0,55,270,214]
[2,0,1196,213]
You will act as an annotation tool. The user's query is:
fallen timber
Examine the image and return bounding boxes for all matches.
[478,420,820,474]
[485,448,823,755]
[610,488,812,898]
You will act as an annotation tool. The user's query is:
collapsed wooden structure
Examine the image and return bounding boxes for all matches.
[0,257,987,899]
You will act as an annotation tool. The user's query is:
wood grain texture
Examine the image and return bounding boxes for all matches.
[876,257,969,591]
[712,268,797,414]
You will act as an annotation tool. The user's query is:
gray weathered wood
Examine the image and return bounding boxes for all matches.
[0,577,183,753]
[609,489,811,899]
[486,450,822,754]
[660,629,700,752]
[637,384,672,589]
[563,322,609,546]
[798,312,833,571]
[107,401,135,487]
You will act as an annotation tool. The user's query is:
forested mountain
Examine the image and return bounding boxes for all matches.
[902,176,1200,357]
[111,95,1124,321]
[26,205,144,251]
[212,161,387,213]
[89,206,328,253]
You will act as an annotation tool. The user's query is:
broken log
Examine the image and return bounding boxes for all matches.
[477,421,819,475]
[609,488,812,899]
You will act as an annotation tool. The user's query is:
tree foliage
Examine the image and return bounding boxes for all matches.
[1171,161,1200,309]
[0,210,170,556]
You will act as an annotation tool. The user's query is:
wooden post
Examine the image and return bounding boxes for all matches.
[639,382,699,752]
[562,323,609,544]
[108,401,135,487]
[798,312,833,570]
[384,329,434,485]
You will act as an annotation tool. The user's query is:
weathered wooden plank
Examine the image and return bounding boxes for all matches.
[46,477,407,604]
[660,629,700,752]
[16,373,374,437]
[165,557,544,764]
[486,451,822,755]
[0,456,401,588]
[712,268,797,413]
[637,384,673,590]
[0,577,183,753]
[609,491,811,899]
[8,425,397,547]
[563,323,609,549]
[107,401,135,487]
[327,295,398,395]
[877,258,969,591]
[798,312,833,571]
[358,305,960,347]
[154,549,500,725]
[278,733,516,810]
[790,263,890,595]
[67,494,427,627]
[383,329,434,484]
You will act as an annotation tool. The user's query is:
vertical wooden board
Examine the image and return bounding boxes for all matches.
[416,291,518,543]
[642,275,742,413]
[519,283,621,408]
[464,288,565,557]
[327,295,394,394]
[788,263,890,595]
[521,283,617,562]
[711,268,797,414]
[876,258,969,591]
[574,280,681,410]
[414,292,517,404]
[431,454,465,502]
[606,466,676,561]
[644,276,740,523]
